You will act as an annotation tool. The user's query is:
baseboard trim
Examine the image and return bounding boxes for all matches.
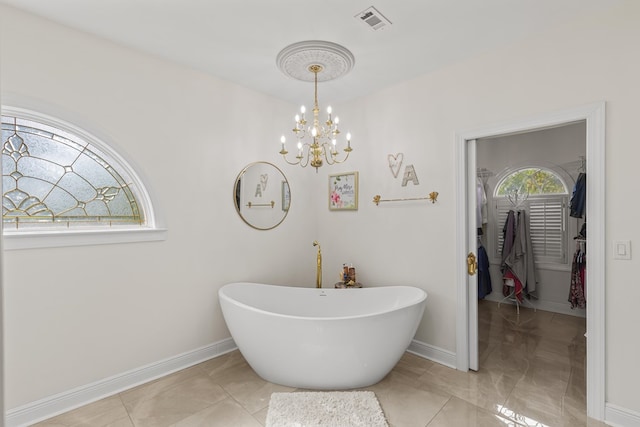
[14,337,635,427]
[407,339,457,369]
[605,403,640,427]
[6,338,237,427]
[483,294,586,318]
[408,341,640,427]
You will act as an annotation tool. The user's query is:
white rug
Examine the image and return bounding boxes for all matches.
[265,391,389,427]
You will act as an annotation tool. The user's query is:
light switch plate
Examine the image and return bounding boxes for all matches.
[613,240,631,260]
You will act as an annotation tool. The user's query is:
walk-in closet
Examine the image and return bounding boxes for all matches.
[474,122,588,422]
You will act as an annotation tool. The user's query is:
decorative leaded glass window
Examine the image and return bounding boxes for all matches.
[493,167,570,265]
[2,112,146,230]
[496,168,567,196]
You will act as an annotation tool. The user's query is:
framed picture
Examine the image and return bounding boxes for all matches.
[282,180,290,211]
[329,171,359,210]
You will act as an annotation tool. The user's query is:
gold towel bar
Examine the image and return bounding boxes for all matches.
[373,192,438,206]
[246,201,275,208]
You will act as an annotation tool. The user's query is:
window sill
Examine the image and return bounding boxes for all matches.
[3,228,168,250]
[535,262,571,273]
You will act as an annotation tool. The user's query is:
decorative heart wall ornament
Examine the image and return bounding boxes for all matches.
[388,153,404,178]
[260,174,268,190]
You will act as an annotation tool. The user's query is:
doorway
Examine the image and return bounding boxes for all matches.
[454,102,606,421]
[476,122,586,315]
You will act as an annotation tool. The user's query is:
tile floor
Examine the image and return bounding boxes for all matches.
[34,300,606,426]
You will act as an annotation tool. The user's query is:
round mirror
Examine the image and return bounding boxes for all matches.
[234,162,290,230]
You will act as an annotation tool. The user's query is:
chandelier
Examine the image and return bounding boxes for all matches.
[276,41,355,171]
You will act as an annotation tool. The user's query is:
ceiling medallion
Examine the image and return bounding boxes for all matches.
[276,40,355,82]
[277,41,355,171]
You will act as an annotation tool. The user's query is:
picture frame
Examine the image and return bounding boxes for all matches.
[282,180,290,211]
[329,171,359,210]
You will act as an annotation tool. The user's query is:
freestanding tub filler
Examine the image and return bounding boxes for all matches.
[218,282,427,389]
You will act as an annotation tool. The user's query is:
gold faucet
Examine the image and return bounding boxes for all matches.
[313,241,322,288]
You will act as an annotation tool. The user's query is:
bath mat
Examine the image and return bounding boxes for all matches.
[265,391,388,427]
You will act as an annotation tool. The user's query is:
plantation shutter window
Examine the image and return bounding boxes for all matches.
[494,167,569,266]
[495,196,568,264]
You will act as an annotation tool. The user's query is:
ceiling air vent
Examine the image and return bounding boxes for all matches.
[355,6,392,31]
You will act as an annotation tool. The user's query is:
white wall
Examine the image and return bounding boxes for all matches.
[319,1,640,416]
[2,0,640,422]
[477,123,587,316]
[0,6,318,409]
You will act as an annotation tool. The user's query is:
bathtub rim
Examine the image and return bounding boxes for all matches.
[219,282,428,322]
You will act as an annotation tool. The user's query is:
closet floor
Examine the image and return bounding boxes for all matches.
[33,300,601,427]
[475,299,591,426]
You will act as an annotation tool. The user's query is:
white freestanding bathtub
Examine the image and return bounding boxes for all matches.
[218,282,427,389]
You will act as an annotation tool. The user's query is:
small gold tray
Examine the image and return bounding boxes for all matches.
[334,282,363,289]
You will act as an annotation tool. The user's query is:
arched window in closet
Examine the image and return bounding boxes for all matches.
[494,167,570,265]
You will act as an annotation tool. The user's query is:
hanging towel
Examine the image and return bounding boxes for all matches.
[505,211,537,294]
[501,210,517,269]
[503,269,523,302]
[503,210,538,299]
[501,210,517,299]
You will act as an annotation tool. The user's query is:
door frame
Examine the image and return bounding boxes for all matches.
[466,139,479,371]
[455,102,606,420]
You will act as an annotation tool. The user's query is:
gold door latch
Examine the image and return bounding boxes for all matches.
[467,252,477,276]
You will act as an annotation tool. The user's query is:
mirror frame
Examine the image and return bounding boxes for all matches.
[233,161,290,230]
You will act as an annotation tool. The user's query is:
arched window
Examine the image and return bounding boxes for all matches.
[494,167,570,265]
[1,108,163,248]
[496,167,567,196]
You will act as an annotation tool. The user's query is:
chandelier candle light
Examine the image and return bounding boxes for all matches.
[276,41,355,171]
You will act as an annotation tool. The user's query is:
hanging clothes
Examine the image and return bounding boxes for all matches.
[570,173,586,218]
[501,210,538,301]
[477,178,488,230]
[501,210,517,299]
[477,242,492,299]
[508,210,537,296]
[569,241,587,309]
[501,210,517,267]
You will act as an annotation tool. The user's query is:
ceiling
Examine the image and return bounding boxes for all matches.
[0,0,622,105]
